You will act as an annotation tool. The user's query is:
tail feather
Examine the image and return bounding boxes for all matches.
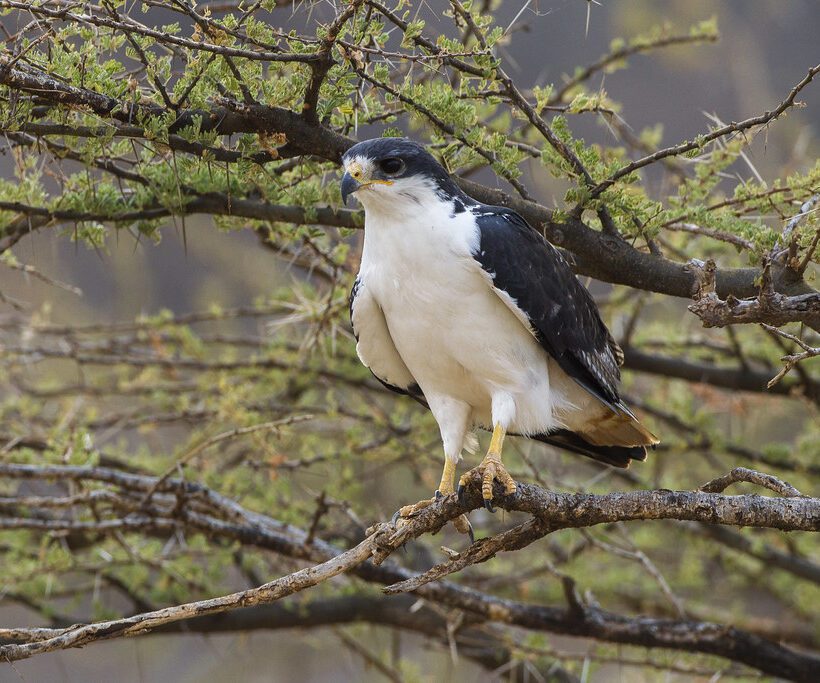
[531,429,650,468]
[578,410,659,448]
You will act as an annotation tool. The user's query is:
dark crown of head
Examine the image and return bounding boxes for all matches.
[342,137,463,198]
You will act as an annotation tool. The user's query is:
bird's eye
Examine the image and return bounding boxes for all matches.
[379,157,405,175]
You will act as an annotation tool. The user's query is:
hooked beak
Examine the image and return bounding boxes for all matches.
[341,160,394,206]
[341,172,360,207]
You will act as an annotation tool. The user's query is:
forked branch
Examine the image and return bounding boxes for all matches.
[0,463,817,679]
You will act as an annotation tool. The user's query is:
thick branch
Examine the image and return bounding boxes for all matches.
[453,177,820,304]
[454,479,818,533]
[689,290,820,328]
[2,59,817,310]
[0,462,817,678]
[0,63,350,158]
[621,348,820,403]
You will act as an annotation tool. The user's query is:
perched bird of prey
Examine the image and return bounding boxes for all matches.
[342,138,658,533]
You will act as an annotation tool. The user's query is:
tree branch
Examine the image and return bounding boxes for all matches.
[588,63,820,199]
[2,594,579,682]
[689,290,820,328]
[3,55,818,311]
[0,526,387,661]
[0,198,359,252]
[549,29,719,105]
[621,347,820,403]
[700,467,803,497]
[0,462,818,678]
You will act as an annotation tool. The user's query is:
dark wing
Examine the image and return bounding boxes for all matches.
[472,208,629,415]
[349,276,426,405]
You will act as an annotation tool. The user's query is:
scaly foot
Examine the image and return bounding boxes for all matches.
[457,452,517,513]
[391,488,473,542]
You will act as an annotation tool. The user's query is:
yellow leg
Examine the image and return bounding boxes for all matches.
[438,458,457,495]
[393,457,473,539]
[458,423,517,512]
[489,422,506,455]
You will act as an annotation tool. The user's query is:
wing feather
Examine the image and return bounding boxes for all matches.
[349,276,425,403]
[472,209,624,411]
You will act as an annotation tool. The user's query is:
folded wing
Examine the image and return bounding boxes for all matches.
[471,208,658,464]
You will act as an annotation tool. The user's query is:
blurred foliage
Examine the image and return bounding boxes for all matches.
[0,0,818,679]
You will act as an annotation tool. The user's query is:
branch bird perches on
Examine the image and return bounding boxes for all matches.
[0,462,817,679]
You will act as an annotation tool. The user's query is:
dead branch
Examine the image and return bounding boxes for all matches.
[0,462,818,678]
[686,256,820,329]
[688,289,820,328]
[761,324,820,387]
[0,525,385,661]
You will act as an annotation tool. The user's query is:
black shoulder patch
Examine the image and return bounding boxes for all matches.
[450,196,467,216]
[471,206,622,408]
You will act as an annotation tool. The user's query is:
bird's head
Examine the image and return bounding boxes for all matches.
[340,138,462,211]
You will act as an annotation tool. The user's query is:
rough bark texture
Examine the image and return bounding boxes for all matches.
[0,463,817,679]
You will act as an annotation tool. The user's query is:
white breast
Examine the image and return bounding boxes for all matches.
[357,188,572,436]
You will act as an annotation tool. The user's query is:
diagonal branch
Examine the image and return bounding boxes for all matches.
[588,63,820,199]
[0,525,387,661]
[549,29,719,105]
[0,462,818,677]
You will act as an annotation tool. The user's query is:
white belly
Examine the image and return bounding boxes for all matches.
[361,228,573,436]
[389,284,557,431]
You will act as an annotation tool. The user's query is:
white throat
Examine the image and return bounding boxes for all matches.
[355,175,445,215]
[358,184,479,282]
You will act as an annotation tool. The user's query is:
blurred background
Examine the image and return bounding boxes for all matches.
[0,1,818,681]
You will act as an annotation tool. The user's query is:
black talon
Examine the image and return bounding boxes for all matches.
[466,521,475,545]
[435,489,443,500]
[457,484,466,502]
[390,510,401,525]
[484,499,495,513]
